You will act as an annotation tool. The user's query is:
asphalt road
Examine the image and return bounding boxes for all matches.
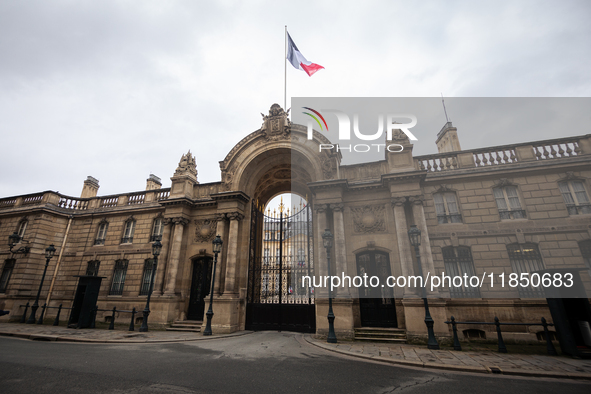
[0,332,589,393]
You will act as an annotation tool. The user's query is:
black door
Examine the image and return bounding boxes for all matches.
[357,251,397,328]
[187,258,212,321]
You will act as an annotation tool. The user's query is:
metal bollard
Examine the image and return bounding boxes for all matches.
[20,302,30,323]
[109,307,116,330]
[90,306,98,329]
[129,307,136,331]
[53,304,63,326]
[37,303,47,324]
[450,316,462,351]
[494,317,507,353]
[542,317,557,356]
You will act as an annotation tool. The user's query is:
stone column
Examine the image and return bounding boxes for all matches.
[213,213,227,295]
[154,218,172,295]
[315,204,329,297]
[223,212,244,295]
[330,203,349,297]
[409,196,439,296]
[163,217,189,296]
[392,197,416,297]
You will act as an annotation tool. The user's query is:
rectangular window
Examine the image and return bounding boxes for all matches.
[94,222,108,245]
[86,260,100,276]
[433,193,462,224]
[263,248,270,264]
[494,186,526,219]
[151,218,163,242]
[507,244,545,298]
[139,259,155,295]
[109,259,128,295]
[442,247,480,298]
[559,181,591,215]
[121,221,135,244]
[0,259,15,293]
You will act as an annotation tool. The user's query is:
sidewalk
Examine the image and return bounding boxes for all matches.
[305,336,591,381]
[0,322,251,343]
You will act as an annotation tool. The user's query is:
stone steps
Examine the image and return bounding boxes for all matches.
[166,320,202,333]
[354,327,407,343]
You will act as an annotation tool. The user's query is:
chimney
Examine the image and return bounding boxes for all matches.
[80,176,100,198]
[146,174,162,190]
[435,122,462,153]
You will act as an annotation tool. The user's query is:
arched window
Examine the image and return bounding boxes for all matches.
[121,217,136,244]
[507,243,545,298]
[442,246,480,298]
[559,180,591,215]
[94,219,108,245]
[109,259,129,295]
[493,185,526,219]
[86,260,100,276]
[433,192,462,223]
[151,217,163,242]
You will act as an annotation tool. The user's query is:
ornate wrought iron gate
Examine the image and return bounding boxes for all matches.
[246,199,315,332]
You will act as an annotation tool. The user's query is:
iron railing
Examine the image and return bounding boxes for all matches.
[445,316,557,355]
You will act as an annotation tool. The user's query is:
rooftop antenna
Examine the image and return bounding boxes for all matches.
[441,93,450,123]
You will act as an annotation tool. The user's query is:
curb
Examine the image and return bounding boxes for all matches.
[304,336,591,381]
[0,329,253,344]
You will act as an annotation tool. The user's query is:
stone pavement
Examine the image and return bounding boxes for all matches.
[0,322,250,343]
[305,336,591,381]
[2,322,591,381]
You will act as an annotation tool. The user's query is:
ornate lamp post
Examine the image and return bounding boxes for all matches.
[203,235,223,336]
[27,244,56,324]
[408,225,439,349]
[322,228,337,343]
[139,238,162,332]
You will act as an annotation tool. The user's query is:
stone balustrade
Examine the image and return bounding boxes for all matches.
[415,134,590,172]
[0,188,171,213]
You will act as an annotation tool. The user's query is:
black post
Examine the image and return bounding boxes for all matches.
[37,303,46,324]
[451,316,462,351]
[90,306,97,329]
[413,244,439,350]
[129,307,136,331]
[27,255,52,324]
[53,304,63,326]
[542,317,557,356]
[139,255,158,332]
[109,307,116,330]
[203,250,219,336]
[20,302,30,323]
[494,317,507,353]
[323,229,337,344]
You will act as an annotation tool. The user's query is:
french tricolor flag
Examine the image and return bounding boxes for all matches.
[286,32,324,77]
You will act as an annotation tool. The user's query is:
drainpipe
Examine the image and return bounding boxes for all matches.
[45,215,73,306]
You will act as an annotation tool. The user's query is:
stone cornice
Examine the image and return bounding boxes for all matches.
[210,191,250,203]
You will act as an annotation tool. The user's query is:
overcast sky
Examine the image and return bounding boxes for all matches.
[1,0,590,199]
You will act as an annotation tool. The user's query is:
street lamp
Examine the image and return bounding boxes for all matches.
[203,235,223,336]
[139,238,162,332]
[408,225,439,349]
[322,228,337,343]
[8,232,30,254]
[27,244,56,324]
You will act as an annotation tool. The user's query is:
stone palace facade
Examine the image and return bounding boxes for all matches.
[1,104,590,344]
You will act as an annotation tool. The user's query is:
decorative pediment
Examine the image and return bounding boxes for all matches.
[351,205,386,234]
[194,218,218,243]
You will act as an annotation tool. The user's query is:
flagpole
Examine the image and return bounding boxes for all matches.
[284,25,287,111]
